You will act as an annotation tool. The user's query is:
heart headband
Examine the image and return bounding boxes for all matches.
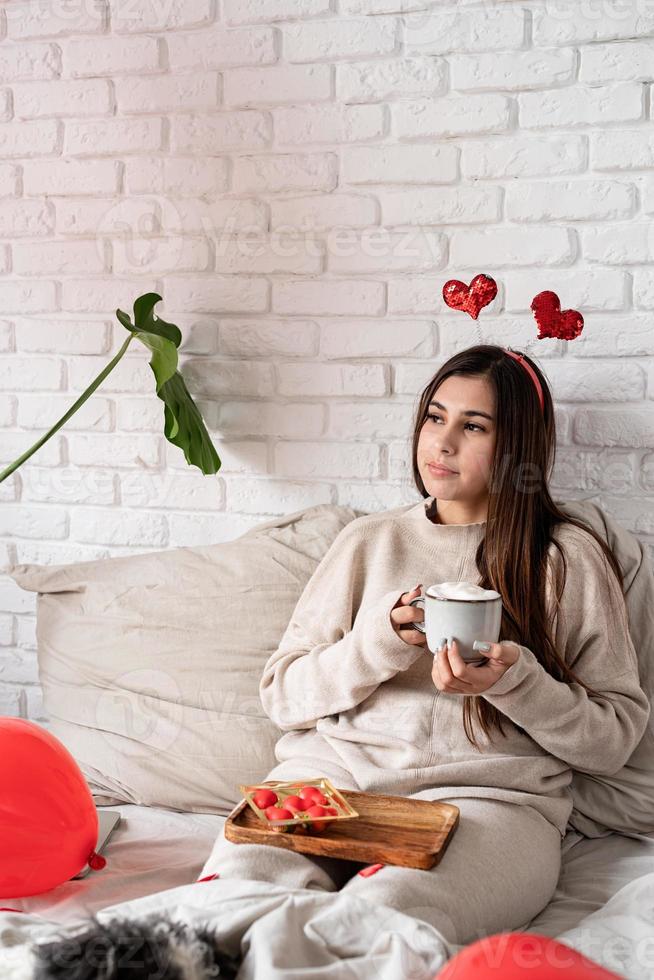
[442,273,586,416]
[503,349,544,412]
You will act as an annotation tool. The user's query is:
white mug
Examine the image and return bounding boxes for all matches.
[408,581,502,664]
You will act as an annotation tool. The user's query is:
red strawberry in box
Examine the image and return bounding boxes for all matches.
[240,777,358,835]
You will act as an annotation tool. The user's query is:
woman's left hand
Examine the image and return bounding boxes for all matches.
[431,639,520,695]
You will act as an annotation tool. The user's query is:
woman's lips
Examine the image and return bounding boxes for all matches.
[428,464,458,477]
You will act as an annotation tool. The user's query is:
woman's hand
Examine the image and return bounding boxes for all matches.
[390,585,428,647]
[432,638,520,695]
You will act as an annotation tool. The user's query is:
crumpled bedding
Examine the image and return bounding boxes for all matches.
[0,804,226,925]
[2,805,654,979]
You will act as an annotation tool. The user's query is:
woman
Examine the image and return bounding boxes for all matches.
[199,344,649,947]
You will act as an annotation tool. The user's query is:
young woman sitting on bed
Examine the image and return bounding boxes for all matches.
[198,343,650,949]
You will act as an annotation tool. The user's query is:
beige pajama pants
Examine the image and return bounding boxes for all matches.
[199,762,562,947]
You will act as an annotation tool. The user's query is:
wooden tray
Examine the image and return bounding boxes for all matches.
[225,785,459,870]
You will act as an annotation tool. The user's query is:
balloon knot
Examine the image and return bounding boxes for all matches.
[88,851,107,871]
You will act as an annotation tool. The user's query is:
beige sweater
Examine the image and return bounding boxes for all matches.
[259,497,651,837]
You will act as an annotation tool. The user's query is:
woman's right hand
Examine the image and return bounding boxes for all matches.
[390,585,428,646]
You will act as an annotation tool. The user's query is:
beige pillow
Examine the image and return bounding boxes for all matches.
[556,500,654,838]
[8,503,358,815]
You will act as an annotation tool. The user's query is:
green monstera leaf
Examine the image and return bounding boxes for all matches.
[116,293,220,473]
[0,292,221,484]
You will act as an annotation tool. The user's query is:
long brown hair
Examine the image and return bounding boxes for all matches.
[411,344,628,749]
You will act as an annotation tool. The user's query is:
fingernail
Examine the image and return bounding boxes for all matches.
[438,637,447,649]
[473,641,491,652]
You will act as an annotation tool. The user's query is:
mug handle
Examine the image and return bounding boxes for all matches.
[408,596,426,633]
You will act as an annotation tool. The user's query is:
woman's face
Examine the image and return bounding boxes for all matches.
[416,375,497,521]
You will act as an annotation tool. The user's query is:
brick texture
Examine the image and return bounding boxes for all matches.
[0,3,652,722]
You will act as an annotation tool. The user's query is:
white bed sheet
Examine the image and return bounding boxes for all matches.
[528,828,654,939]
[0,804,227,924]
[2,809,654,978]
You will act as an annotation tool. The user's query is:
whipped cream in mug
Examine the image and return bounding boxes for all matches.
[427,581,500,601]
[411,581,503,662]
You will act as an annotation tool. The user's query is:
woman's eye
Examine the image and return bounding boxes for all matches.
[426,414,484,432]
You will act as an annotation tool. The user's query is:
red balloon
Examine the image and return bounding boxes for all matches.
[436,932,622,979]
[0,717,100,897]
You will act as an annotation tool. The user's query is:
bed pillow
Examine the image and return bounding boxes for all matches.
[556,499,654,838]
[8,503,358,816]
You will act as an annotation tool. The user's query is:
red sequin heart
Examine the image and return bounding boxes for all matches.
[531,291,584,341]
[442,274,497,320]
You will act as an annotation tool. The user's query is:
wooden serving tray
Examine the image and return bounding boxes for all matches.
[225,786,459,870]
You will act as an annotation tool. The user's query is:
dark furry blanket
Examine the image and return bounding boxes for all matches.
[31,912,242,979]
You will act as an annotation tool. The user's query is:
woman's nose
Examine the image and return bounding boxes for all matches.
[433,426,457,447]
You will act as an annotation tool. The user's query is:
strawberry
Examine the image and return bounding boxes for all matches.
[264,805,294,833]
[253,789,278,809]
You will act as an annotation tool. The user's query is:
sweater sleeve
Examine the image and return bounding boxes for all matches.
[259,522,424,732]
[481,527,651,776]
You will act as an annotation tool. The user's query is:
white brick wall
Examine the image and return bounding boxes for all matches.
[0,0,653,724]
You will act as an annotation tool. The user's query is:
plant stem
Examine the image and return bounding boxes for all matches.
[0,334,133,484]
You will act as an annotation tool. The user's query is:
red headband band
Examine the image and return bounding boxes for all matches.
[504,349,544,412]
